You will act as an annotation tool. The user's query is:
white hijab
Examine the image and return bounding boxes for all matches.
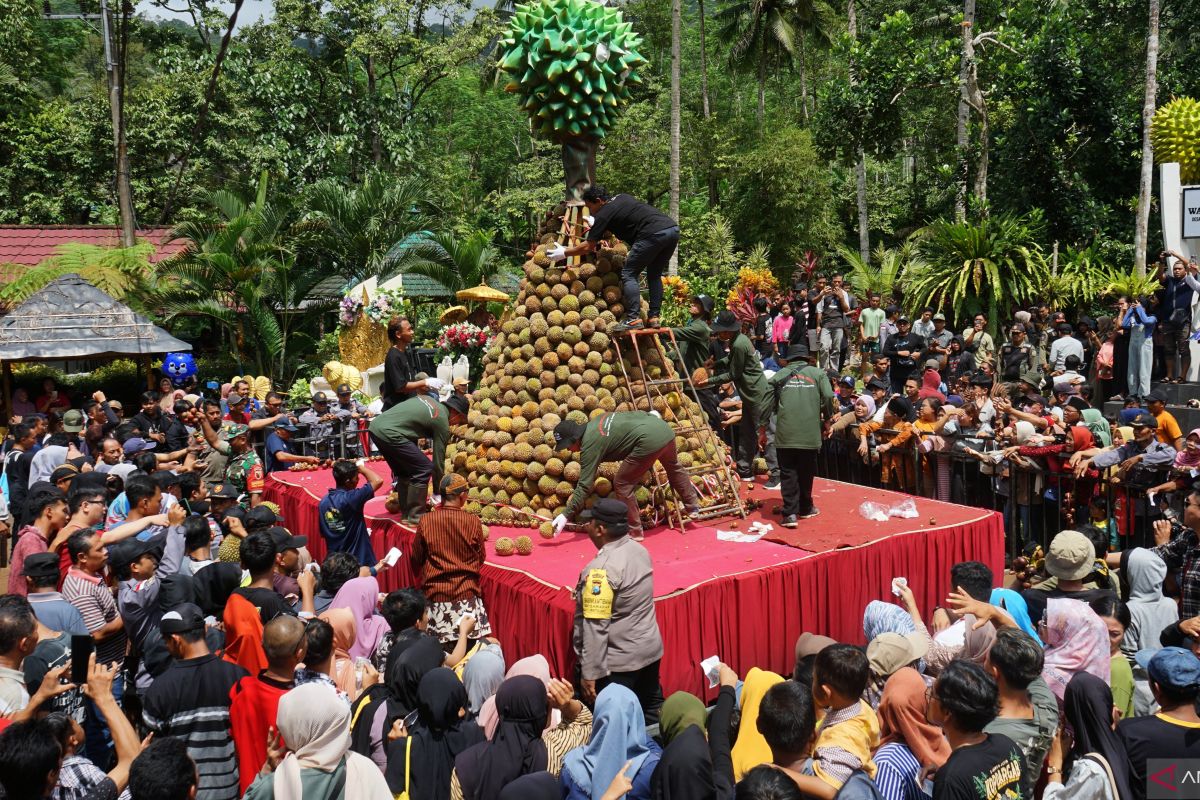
[274,682,391,800]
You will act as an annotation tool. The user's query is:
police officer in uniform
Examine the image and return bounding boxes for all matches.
[767,343,835,527]
[572,497,664,724]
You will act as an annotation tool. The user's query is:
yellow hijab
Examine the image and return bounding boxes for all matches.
[731,667,785,780]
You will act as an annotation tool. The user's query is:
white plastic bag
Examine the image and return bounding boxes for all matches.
[888,497,919,519]
[858,501,889,522]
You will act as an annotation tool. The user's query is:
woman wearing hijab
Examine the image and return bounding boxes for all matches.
[563,683,662,800]
[1042,598,1111,702]
[873,668,950,800]
[1088,596,1135,719]
[1117,548,1179,715]
[1080,408,1112,448]
[462,643,505,716]
[730,667,784,781]
[243,682,393,800]
[858,397,917,493]
[864,600,918,643]
[1043,673,1132,799]
[477,654,559,739]
[352,634,445,769]
[317,607,361,700]
[329,576,390,661]
[386,668,485,800]
[988,589,1042,646]
[498,772,560,800]
[453,675,549,799]
[650,686,736,800]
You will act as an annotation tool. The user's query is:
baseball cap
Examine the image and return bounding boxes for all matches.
[21,552,61,580]
[122,437,156,455]
[1130,412,1158,429]
[1135,646,1200,692]
[932,313,946,321]
[838,375,855,388]
[49,464,80,485]
[867,632,930,676]
[440,473,469,496]
[160,603,206,635]
[1148,387,1170,404]
[969,372,994,388]
[108,399,123,412]
[274,420,300,432]
[1052,382,1080,396]
[866,377,889,392]
[1045,530,1094,581]
[897,314,910,323]
[443,394,469,416]
[267,526,307,553]
[794,633,837,661]
[108,536,165,569]
[227,392,246,407]
[1010,323,1026,334]
[591,497,628,525]
[335,384,353,395]
[312,392,329,404]
[924,359,940,370]
[552,420,586,449]
[246,505,284,529]
[62,409,84,433]
[207,482,237,499]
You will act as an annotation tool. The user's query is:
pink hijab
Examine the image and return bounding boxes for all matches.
[477,654,560,738]
[1174,429,1200,468]
[1041,598,1110,701]
[329,577,389,660]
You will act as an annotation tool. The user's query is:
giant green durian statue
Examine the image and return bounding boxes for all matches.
[497,0,647,200]
[1151,97,1200,184]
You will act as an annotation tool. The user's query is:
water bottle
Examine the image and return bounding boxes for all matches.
[437,356,453,385]
[453,354,470,383]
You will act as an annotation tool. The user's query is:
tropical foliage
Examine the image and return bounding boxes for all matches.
[0,243,155,306]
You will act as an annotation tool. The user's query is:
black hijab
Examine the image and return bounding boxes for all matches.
[386,634,446,728]
[650,725,716,800]
[498,772,560,800]
[1063,672,1132,798]
[455,675,550,799]
[385,668,485,800]
[192,562,242,618]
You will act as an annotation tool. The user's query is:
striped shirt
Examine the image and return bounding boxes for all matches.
[410,506,486,602]
[142,653,247,800]
[873,742,928,800]
[62,568,126,669]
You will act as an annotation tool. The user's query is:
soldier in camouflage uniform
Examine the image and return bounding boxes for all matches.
[198,419,265,507]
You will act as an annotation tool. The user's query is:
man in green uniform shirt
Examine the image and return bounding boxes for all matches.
[702,308,771,481]
[767,343,835,526]
[670,294,714,376]
[197,420,265,507]
[551,411,700,540]
[572,497,664,723]
[367,392,469,524]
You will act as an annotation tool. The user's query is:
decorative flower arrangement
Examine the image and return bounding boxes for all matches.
[436,322,493,352]
[724,266,779,309]
[338,295,363,326]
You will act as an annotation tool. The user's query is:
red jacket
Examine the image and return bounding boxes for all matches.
[229,673,291,793]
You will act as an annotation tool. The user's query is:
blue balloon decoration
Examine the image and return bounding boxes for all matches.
[162,352,197,386]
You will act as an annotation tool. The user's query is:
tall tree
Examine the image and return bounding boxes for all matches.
[669,0,681,273]
[716,0,798,130]
[848,0,869,260]
[1134,0,1161,276]
[954,0,977,222]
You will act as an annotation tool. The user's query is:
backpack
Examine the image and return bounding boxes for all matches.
[834,770,886,800]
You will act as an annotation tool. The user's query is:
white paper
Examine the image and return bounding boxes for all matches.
[891,577,907,597]
[700,655,721,688]
[384,547,402,567]
[716,528,767,543]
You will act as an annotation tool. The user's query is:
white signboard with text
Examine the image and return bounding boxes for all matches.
[1185,186,1200,239]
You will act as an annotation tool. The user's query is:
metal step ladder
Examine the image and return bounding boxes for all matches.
[611,327,746,532]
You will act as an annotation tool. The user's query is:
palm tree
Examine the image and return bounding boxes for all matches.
[299,172,438,284]
[1133,0,1161,275]
[152,172,331,379]
[0,242,156,307]
[389,229,513,294]
[903,211,1047,330]
[839,242,921,300]
[716,0,799,130]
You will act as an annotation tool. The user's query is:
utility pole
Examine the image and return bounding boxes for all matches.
[44,0,136,246]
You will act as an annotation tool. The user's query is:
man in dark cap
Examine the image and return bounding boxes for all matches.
[332,383,372,457]
[367,392,469,524]
[1074,412,1176,487]
[1146,387,1184,449]
[23,552,87,635]
[197,419,265,507]
[882,314,925,394]
[142,602,247,800]
[700,308,771,481]
[551,409,700,540]
[572,496,664,723]
[767,343,835,526]
[263,419,319,474]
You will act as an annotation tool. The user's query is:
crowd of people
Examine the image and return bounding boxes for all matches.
[0,234,1197,799]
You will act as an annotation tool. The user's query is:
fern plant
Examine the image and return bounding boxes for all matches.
[0,243,155,307]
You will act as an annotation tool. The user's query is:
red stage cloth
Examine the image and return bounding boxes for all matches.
[264,468,1003,697]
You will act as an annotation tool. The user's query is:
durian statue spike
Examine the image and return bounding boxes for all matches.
[497,0,647,200]
[1151,97,1200,184]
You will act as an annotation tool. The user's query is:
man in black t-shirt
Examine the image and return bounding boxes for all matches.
[381,316,443,410]
[548,184,679,332]
[1119,647,1200,800]
[930,660,1025,800]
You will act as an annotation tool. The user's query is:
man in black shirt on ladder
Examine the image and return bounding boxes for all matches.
[548,184,680,333]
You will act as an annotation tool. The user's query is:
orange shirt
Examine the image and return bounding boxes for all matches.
[1155,410,1183,445]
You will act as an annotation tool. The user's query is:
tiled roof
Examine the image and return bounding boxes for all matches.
[0,226,186,283]
[398,271,522,298]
